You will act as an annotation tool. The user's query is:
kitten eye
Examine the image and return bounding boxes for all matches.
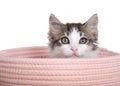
[61,37,70,44]
[80,37,88,44]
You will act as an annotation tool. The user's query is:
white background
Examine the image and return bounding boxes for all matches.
[0,0,120,53]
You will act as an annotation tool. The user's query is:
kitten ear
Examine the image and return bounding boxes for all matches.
[49,14,61,24]
[83,14,98,38]
[49,14,64,35]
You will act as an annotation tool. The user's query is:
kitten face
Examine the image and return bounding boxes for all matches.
[48,14,98,58]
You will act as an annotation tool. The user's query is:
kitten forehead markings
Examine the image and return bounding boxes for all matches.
[65,23,85,37]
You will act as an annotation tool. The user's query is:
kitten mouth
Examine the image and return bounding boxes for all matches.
[71,53,79,57]
[64,53,79,58]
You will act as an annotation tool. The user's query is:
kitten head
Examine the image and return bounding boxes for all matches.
[48,14,98,58]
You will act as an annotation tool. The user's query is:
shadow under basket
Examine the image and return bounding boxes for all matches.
[0,46,120,86]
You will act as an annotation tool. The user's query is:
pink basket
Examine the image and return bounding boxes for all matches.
[0,46,120,86]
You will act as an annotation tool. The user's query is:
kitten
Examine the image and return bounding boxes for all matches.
[48,14,98,58]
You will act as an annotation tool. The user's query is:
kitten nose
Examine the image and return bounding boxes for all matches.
[71,48,78,52]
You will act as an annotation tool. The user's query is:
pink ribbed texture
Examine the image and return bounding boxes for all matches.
[0,46,120,86]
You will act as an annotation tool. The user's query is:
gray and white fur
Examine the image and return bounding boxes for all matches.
[48,14,98,58]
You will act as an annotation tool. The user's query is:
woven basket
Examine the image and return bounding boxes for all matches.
[0,46,120,86]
